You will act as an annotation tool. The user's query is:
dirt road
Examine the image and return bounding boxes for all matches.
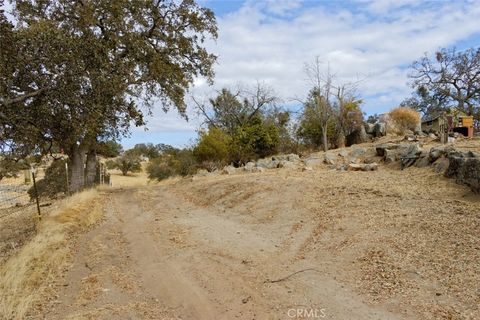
[43,168,479,320]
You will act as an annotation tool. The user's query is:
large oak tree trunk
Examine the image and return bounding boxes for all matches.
[69,145,86,193]
[85,149,97,187]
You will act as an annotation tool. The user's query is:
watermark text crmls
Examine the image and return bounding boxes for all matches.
[287,308,327,318]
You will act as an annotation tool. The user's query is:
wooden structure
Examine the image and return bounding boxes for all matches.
[421,109,474,138]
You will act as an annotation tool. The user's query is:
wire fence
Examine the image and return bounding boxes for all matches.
[0,160,110,263]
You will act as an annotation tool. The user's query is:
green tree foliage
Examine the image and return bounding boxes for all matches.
[97,141,123,158]
[0,157,30,181]
[110,150,142,176]
[28,159,68,200]
[1,0,217,191]
[147,148,197,180]
[193,85,281,166]
[409,47,480,123]
[229,117,279,165]
[193,128,230,170]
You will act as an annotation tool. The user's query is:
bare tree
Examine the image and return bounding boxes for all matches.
[303,57,335,151]
[410,47,480,119]
[299,57,365,151]
[192,82,280,134]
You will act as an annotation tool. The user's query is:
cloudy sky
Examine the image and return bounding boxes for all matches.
[124,0,480,148]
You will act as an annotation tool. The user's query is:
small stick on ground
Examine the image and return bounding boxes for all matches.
[264,268,321,283]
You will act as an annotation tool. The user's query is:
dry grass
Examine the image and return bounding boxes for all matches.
[108,163,149,188]
[0,189,105,320]
[388,107,421,134]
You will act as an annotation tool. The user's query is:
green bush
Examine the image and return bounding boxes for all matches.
[28,159,68,200]
[147,149,198,181]
[110,150,142,175]
[146,156,178,181]
[193,128,230,171]
[229,117,279,165]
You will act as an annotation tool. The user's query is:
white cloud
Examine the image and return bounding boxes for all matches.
[143,0,480,135]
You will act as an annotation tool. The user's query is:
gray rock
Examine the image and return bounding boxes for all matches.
[373,122,386,137]
[304,157,323,168]
[415,156,430,168]
[221,165,236,175]
[365,123,375,134]
[324,153,338,165]
[432,157,450,174]
[338,149,350,157]
[445,151,480,193]
[277,160,298,169]
[429,146,455,163]
[375,143,399,157]
[287,154,301,162]
[384,149,397,163]
[350,147,366,158]
[256,158,278,169]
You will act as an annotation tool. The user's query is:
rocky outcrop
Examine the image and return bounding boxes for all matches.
[445,151,480,193]
[373,123,386,137]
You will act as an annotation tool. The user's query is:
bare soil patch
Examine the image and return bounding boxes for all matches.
[35,161,479,319]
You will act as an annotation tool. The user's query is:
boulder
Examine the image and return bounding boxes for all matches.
[338,149,350,158]
[397,144,421,169]
[304,157,323,168]
[428,146,455,163]
[256,158,278,169]
[432,157,450,174]
[277,160,298,169]
[243,161,256,172]
[221,165,236,175]
[445,151,480,193]
[287,154,301,162]
[375,143,399,157]
[414,156,430,168]
[365,123,375,134]
[373,122,386,137]
[350,147,366,158]
[324,153,338,165]
[397,143,422,159]
[302,166,313,172]
[384,149,397,163]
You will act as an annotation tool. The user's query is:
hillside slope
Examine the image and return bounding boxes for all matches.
[36,162,479,320]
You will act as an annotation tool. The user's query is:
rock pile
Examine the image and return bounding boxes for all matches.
[214,142,480,194]
[375,142,480,193]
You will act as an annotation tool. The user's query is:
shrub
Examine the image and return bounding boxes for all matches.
[388,107,421,134]
[229,117,279,165]
[147,149,197,181]
[193,127,231,171]
[146,156,177,181]
[110,150,142,175]
[28,159,68,200]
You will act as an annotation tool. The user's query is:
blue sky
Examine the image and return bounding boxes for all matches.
[122,0,480,148]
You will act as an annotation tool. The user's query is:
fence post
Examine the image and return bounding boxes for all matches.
[65,162,70,195]
[31,169,42,221]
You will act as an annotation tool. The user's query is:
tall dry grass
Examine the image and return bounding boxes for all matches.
[0,189,105,320]
[388,107,421,134]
